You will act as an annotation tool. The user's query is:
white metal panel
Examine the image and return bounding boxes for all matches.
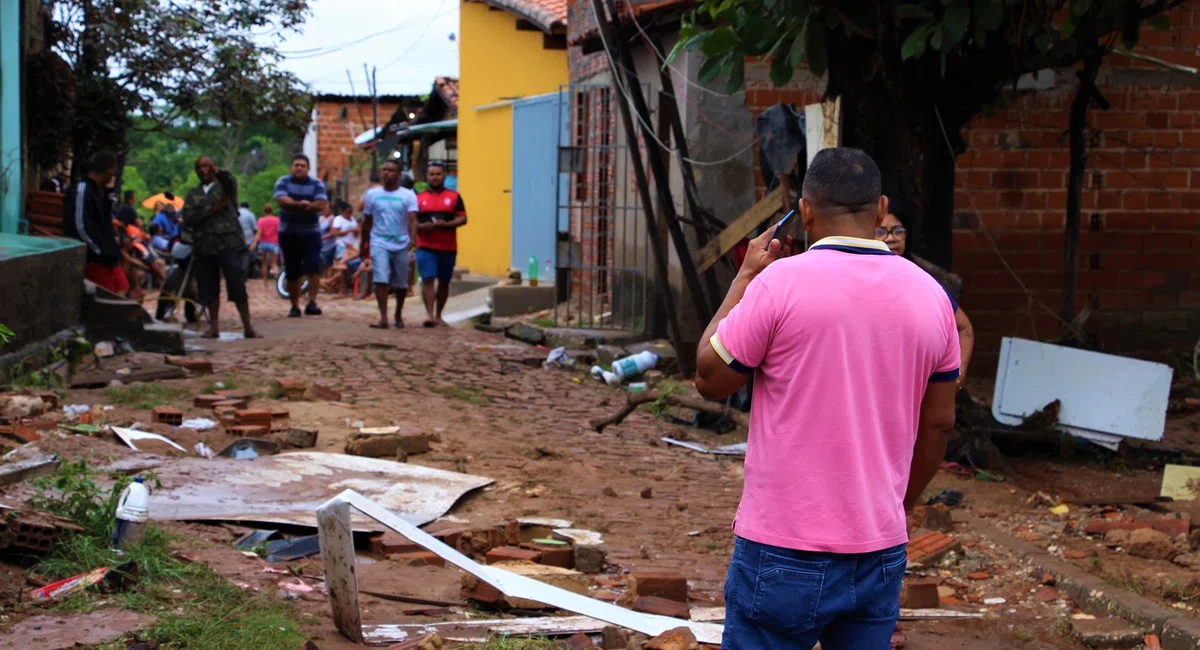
[991,337,1172,443]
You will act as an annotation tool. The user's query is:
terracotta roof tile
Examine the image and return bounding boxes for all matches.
[476,0,567,33]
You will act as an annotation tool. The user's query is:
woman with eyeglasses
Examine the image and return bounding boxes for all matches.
[876,208,975,389]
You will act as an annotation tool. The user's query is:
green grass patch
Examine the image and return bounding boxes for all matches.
[432,385,487,404]
[530,317,556,329]
[200,373,243,394]
[104,383,189,410]
[458,638,559,650]
[26,462,305,650]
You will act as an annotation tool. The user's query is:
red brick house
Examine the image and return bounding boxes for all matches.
[566,0,1200,370]
[304,93,424,202]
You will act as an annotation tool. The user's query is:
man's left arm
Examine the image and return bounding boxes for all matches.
[442,195,468,228]
[308,180,329,213]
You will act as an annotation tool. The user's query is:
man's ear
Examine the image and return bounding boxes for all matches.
[799,198,816,232]
[876,195,889,227]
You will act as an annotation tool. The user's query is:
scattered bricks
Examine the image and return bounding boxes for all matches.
[906,531,962,567]
[524,541,573,569]
[645,627,699,650]
[435,526,505,559]
[309,381,342,402]
[1071,616,1145,648]
[1125,529,1178,560]
[909,504,954,533]
[385,632,445,650]
[273,378,308,401]
[1032,585,1061,602]
[505,520,519,545]
[165,356,213,374]
[899,578,940,609]
[345,431,435,458]
[371,533,422,555]
[2,423,41,444]
[7,511,62,553]
[486,546,543,565]
[462,561,588,609]
[214,398,250,410]
[600,627,630,650]
[633,571,688,603]
[226,425,269,437]
[1065,550,1091,560]
[270,409,290,421]
[234,409,272,426]
[1153,514,1190,539]
[632,595,690,619]
[565,632,596,649]
[194,394,226,408]
[391,551,445,568]
[152,406,183,426]
[214,389,252,401]
[966,571,990,581]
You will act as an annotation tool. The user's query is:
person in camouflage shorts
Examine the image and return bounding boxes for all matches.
[182,156,258,339]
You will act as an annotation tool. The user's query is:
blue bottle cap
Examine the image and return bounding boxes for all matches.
[133,477,144,483]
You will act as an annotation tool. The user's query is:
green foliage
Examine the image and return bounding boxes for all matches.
[103,382,189,410]
[672,0,1177,92]
[0,324,13,348]
[27,460,139,538]
[123,117,297,216]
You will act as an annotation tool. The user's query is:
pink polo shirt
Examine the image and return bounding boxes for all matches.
[711,236,960,554]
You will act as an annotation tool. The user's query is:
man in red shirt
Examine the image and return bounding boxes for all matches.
[415,161,467,327]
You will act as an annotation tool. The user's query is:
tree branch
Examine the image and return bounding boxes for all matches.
[589,391,749,433]
[1017,0,1189,74]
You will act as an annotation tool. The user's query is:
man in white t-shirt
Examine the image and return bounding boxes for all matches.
[361,159,418,329]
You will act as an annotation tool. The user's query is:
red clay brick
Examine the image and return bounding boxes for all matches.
[634,571,688,603]
[486,547,543,564]
[391,551,445,568]
[632,595,690,619]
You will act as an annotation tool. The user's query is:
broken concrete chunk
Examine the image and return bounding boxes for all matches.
[345,431,435,458]
[645,627,699,650]
[566,632,597,649]
[1104,529,1131,547]
[1125,528,1178,561]
[282,427,318,449]
[1071,616,1145,648]
[505,323,546,346]
[553,528,608,574]
[1173,552,1200,569]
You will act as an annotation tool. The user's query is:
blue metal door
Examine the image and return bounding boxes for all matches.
[511,93,562,274]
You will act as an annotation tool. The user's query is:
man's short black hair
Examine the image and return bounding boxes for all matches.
[87,151,118,174]
[123,190,135,201]
[240,202,249,208]
[382,159,402,170]
[292,153,310,165]
[164,192,175,200]
[801,148,881,211]
[426,160,446,170]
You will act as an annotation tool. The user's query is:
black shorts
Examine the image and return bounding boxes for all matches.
[279,229,322,277]
[195,249,248,304]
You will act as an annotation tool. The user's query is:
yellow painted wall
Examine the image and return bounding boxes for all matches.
[457,1,568,277]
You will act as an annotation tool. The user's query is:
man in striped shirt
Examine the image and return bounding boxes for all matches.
[273,154,329,318]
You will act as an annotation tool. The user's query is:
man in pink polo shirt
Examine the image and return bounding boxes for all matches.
[696,148,959,649]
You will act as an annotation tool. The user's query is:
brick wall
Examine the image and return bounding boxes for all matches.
[313,100,406,202]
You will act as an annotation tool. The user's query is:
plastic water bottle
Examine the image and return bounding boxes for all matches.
[111,477,150,552]
[543,259,553,285]
[528,256,539,287]
[612,351,659,381]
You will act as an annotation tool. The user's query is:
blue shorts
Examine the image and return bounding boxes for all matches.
[371,247,411,289]
[321,247,337,270]
[256,242,280,256]
[722,536,905,650]
[279,230,322,278]
[415,248,456,283]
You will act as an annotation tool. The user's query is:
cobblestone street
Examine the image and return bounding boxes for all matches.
[149,284,1094,649]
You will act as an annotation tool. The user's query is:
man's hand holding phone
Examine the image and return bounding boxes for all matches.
[740,216,796,280]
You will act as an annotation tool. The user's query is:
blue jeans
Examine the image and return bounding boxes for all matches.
[722,536,906,650]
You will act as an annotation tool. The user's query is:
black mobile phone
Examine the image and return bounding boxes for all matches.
[766,210,796,249]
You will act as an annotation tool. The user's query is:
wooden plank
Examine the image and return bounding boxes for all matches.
[317,498,364,644]
[694,186,784,274]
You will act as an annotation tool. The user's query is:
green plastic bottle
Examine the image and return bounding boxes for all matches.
[528,255,539,287]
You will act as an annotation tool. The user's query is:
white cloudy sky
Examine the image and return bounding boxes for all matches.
[270,0,461,96]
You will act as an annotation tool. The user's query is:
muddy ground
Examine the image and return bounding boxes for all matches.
[2,289,1192,649]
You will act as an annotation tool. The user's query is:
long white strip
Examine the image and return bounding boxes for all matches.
[326,490,724,645]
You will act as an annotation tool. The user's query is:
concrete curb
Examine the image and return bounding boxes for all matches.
[963,514,1200,650]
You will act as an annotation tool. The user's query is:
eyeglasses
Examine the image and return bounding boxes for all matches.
[875,226,907,238]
